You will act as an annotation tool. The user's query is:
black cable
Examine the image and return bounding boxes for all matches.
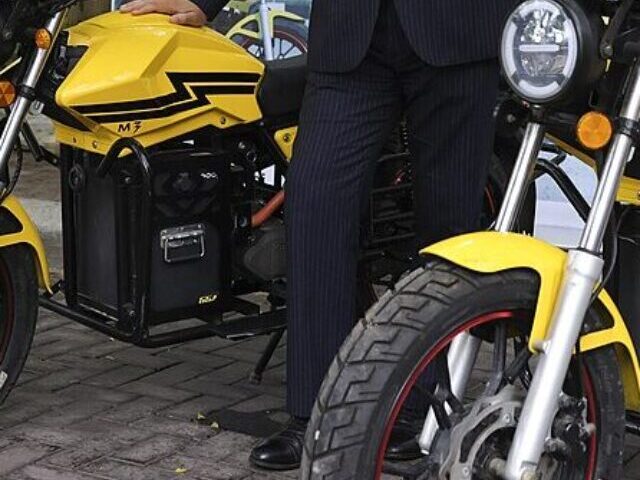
[590,205,632,304]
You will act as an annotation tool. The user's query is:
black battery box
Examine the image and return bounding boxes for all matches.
[60,147,233,325]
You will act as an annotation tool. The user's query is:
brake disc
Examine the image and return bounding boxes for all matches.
[438,385,524,479]
[436,386,592,479]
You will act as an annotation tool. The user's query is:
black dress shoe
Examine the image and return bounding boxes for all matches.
[385,414,423,461]
[249,416,308,471]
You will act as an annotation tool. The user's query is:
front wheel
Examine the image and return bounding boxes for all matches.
[301,262,625,479]
[0,243,38,405]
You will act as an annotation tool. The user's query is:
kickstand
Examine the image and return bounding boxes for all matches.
[250,328,285,385]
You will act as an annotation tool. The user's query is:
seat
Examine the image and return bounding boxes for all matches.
[258,54,307,119]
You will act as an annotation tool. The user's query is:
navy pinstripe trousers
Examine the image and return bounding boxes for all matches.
[286,1,500,418]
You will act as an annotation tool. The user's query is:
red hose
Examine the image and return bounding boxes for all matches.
[252,190,285,228]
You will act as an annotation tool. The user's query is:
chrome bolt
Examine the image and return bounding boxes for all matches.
[521,469,539,480]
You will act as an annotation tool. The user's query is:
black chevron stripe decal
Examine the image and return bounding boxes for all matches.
[72,72,261,124]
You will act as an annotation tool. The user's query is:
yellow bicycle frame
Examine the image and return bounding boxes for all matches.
[0,196,51,293]
[423,232,640,410]
[226,9,305,44]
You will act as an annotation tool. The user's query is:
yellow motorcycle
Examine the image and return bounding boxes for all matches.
[302,0,640,479]
[0,0,516,408]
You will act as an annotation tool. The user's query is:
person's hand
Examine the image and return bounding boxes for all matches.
[120,0,208,27]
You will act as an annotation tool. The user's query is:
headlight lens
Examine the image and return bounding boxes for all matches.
[501,0,579,103]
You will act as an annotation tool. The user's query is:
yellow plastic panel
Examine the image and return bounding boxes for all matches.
[0,196,51,292]
[424,232,566,346]
[54,12,265,154]
[274,127,297,161]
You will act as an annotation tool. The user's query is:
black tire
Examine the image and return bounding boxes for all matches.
[0,241,38,405]
[301,261,625,479]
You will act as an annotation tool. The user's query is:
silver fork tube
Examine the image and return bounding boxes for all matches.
[0,10,66,189]
[259,0,274,61]
[418,120,545,453]
[495,121,546,232]
[504,62,640,480]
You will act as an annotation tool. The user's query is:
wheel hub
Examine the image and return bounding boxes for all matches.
[433,386,593,479]
[437,385,523,479]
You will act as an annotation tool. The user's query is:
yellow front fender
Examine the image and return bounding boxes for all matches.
[423,232,640,410]
[0,196,51,293]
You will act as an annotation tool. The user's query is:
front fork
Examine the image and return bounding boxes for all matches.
[504,62,640,479]
[0,10,66,191]
[422,63,640,479]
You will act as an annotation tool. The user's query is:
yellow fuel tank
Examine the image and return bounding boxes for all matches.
[54,12,265,155]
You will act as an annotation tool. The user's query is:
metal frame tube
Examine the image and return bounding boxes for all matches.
[0,10,67,189]
[259,0,275,61]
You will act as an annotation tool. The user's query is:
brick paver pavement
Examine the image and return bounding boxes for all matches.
[1,307,295,480]
[0,117,639,479]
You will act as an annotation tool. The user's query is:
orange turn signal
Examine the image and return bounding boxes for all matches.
[0,81,16,108]
[577,111,613,150]
[35,28,52,50]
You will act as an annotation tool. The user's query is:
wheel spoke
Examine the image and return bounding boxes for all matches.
[281,41,295,58]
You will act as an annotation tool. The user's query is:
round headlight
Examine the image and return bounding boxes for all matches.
[501,0,579,103]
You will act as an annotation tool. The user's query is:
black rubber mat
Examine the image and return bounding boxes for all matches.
[197,408,286,438]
